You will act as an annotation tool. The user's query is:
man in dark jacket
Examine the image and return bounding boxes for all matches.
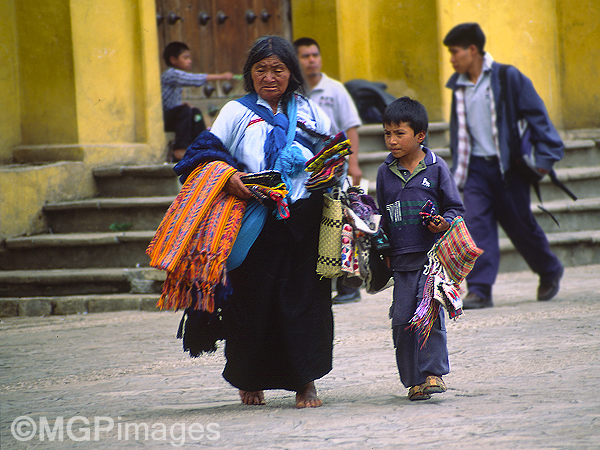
[443,23,564,309]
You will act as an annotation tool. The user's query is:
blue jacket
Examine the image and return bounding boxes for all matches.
[376,148,465,257]
[446,61,563,175]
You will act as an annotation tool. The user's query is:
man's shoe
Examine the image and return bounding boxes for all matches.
[462,292,493,309]
[537,266,564,301]
[332,290,361,304]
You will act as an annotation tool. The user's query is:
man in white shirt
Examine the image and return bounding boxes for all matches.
[294,37,363,304]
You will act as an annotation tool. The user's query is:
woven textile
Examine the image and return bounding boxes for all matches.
[146,161,246,313]
[434,216,483,284]
[410,216,483,346]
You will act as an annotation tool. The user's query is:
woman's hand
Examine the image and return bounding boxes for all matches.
[427,215,450,234]
[224,172,253,199]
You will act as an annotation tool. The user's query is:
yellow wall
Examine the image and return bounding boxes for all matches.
[437,0,564,127]
[557,0,600,129]
[291,0,341,80]
[295,0,448,121]
[16,0,79,145]
[0,0,21,163]
[294,0,599,129]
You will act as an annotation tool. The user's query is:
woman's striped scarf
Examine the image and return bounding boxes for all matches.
[146,161,246,313]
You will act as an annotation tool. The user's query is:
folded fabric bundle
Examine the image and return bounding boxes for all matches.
[245,183,290,219]
[240,170,290,219]
[240,170,283,187]
[304,132,352,173]
[305,156,346,191]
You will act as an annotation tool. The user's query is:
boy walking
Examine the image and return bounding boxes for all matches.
[161,42,233,161]
[443,23,564,309]
[376,97,465,400]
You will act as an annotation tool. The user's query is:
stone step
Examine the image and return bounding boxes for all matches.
[93,164,181,198]
[0,267,164,298]
[44,196,173,233]
[363,165,600,202]
[530,197,600,234]
[0,231,155,270]
[0,293,161,317]
[358,140,599,183]
[498,229,600,273]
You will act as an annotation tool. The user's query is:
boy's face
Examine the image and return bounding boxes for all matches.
[170,50,192,71]
[447,44,478,74]
[383,122,426,161]
[296,45,322,79]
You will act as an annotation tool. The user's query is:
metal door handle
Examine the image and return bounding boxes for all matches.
[167,12,183,25]
[198,12,211,25]
[246,10,257,24]
[204,84,215,98]
[260,10,271,22]
[216,11,228,24]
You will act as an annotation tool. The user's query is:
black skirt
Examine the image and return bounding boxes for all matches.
[223,193,333,392]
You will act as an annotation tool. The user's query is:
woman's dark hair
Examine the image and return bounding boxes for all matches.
[243,35,305,98]
[443,23,486,56]
[163,42,190,66]
[383,96,429,136]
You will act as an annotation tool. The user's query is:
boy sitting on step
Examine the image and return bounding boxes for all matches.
[161,41,233,161]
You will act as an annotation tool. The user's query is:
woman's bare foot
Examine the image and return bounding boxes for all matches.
[239,390,265,405]
[295,382,322,408]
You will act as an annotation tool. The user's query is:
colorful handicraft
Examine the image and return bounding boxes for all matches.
[304,132,352,191]
[241,170,290,219]
[410,215,483,347]
[146,161,246,313]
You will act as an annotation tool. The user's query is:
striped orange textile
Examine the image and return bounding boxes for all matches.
[146,161,246,313]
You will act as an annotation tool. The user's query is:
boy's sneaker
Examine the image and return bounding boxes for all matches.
[422,375,447,395]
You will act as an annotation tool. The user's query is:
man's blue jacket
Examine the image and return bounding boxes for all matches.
[446,61,564,176]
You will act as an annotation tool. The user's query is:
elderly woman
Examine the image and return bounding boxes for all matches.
[160,36,334,408]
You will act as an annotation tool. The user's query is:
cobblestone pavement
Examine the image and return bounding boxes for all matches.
[1,265,600,449]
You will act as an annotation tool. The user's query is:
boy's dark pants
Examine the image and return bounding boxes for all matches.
[391,270,449,388]
[163,104,206,150]
[463,156,562,300]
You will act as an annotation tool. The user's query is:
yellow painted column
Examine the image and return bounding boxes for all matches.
[557,0,600,129]
[15,0,79,146]
[12,0,165,166]
[0,0,21,163]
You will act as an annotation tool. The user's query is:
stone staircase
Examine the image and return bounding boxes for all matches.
[1,125,599,316]
[0,166,180,317]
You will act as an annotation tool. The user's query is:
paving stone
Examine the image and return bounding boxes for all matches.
[1,265,599,449]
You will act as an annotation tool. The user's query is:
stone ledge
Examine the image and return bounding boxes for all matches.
[0,294,162,317]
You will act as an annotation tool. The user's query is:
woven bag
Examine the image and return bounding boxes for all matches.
[434,216,483,284]
[316,189,345,278]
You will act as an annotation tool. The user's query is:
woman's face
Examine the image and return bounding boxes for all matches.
[250,55,291,106]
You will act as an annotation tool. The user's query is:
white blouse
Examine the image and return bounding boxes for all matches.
[210,94,331,202]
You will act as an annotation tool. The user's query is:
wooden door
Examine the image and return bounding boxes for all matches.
[156,0,291,76]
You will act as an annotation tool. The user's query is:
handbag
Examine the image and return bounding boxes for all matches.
[316,188,345,278]
[365,231,393,294]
